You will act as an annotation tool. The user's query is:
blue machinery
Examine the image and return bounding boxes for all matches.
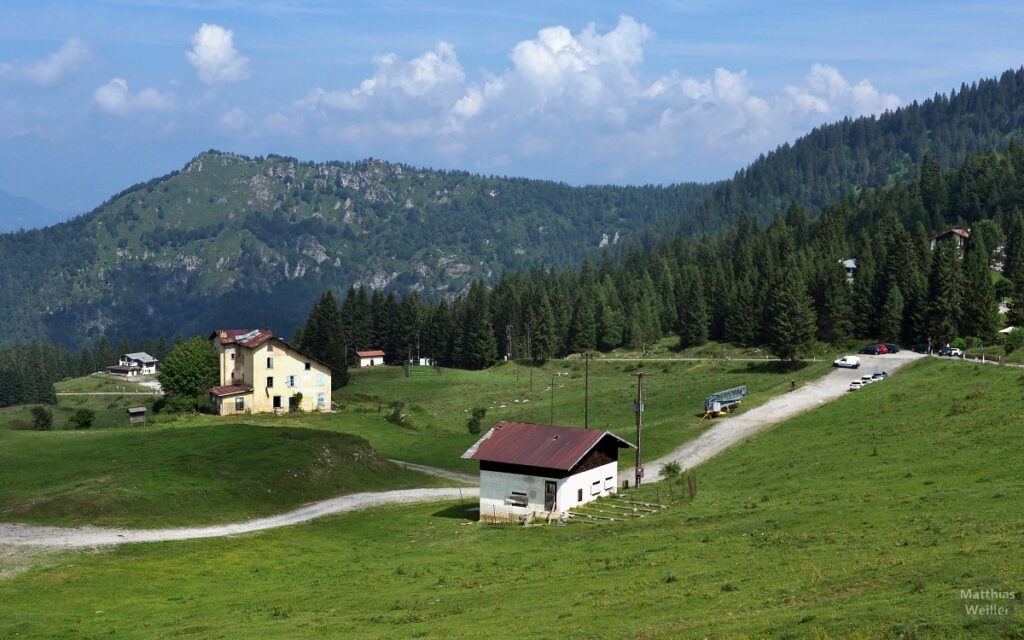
[701,385,747,420]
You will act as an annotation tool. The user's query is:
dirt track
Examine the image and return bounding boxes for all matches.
[0,353,919,550]
[618,351,923,484]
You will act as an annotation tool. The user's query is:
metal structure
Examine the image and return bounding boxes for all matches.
[701,385,747,420]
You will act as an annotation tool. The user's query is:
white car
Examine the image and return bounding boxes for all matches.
[834,355,861,369]
[860,374,874,384]
[849,380,864,391]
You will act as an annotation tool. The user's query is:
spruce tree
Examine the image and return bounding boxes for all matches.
[460,281,498,369]
[78,346,97,376]
[878,285,905,342]
[961,237,998,340]
[766,267,817,364]
[95,336,116,369]
[529,291,557,361]
[566,290,597,353]
[675,266,708,348]
[927,240,964,344]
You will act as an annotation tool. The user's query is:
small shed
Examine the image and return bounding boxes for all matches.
[357,350,386,367]
[462,421,634,523]
[126,406,147,426]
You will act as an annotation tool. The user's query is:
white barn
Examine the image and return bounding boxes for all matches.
[356,350,386,367]
[462,421,634,523]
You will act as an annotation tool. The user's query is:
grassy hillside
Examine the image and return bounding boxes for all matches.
[3,358,1019,637]
[0,424,449,528]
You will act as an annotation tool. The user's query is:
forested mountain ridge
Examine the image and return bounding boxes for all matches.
[2,67,1024,346]
[0,152,707,343]
[652,67,1024,240]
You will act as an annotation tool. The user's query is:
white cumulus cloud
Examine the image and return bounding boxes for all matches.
[186,23,250,85]
[0,38,91,85]
[266,15,900,182]
[93,78,174,116]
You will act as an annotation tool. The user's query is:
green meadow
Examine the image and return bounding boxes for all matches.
[2,358,1021,638]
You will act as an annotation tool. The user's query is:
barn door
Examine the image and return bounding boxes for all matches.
[544,481,556,511]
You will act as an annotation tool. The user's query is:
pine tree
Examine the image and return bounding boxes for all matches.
[927,240,964,344]
[425,298,455,366]
[566,290,597,353]
[766,267,817,363]
[597,303,624,350]
[299,290,348,388]
[529,291,557,361]
[724,277,756,345]
[878,285,905,342]
[78,346,97,376]
[460,281,498,369]
[675,266,708,348]
[94,336,116,369]
[961,236,998,340]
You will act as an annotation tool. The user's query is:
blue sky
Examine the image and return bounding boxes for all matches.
[0,1,1022,214]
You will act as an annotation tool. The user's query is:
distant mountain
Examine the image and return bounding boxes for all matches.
[0,152,706,343]
[3,67,1024,346]
[0,188,68,232]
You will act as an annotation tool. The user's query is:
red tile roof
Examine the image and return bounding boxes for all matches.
[212,329,274,348]
[209,383,253,397]
[462,421,633,471]
[357,350,386,357]
[929,228,970,241]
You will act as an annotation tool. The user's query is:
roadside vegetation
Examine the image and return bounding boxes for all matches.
[1,358,1019,637]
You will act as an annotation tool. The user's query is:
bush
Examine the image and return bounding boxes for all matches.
[466,407,487,435]
[30,406,53,431]
[1003,328,1024,355]
[660,461,682,479]
[69,408,95,429]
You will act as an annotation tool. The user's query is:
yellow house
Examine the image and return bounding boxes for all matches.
[208,328,332,415]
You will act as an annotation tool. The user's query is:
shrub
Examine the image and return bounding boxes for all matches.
[466,407,487,435]
[69,408,95,429]
[1003,328,1024,355]
[30,406,53,431]
[660,461,682,479]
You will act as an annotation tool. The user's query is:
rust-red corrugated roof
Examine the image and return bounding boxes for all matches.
[211,329,274,347]
[357,350,386,357]
[209,383,253,397]
[462,421,633,471]
[929,228,970,241]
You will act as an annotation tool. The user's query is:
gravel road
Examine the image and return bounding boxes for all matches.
[619,351,923,485]
[0,353,919,550]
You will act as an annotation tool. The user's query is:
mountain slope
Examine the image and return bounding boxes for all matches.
[0,188,67,232]
[0,152,706,343]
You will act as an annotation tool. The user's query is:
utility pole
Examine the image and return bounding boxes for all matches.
[550,373,556,425]
[505,324,513,362]
[527,327,533,393]
[583,352,591,429]
[630,371,648,488]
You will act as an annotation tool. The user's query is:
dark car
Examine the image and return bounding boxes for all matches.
[860,343,888,355]
[911,343,929,354]
[882,342,900,353]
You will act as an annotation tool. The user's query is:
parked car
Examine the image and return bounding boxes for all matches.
[834,355,861,368]
[882,342,900,353]
[911,343,930,354]
[860,374,874,384]
[859,343,887,355]
[938,346,964,357]
[848,380,864,391]
[871,371,888,381]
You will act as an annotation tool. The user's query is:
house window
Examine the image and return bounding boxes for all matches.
[591,480,601,496]
[286,375,296,388]
[267,344,274,352]
[316,373,326,386]
[266,357,274,369]
[317,392,326,408]
[273,395,282,409]
[604,476,614,491]
[305,362,311,371]
[267,376,274,388]
[234,397,245,411]
[229,351,235,360]
[577,488,583,502]
[507,492,528,507]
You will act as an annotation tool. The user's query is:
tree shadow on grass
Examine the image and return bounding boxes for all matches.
[728,360,809,375]
[432,503,479,521]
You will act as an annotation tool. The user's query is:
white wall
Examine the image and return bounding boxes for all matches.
[478,461,619,521]
[359,356,384,367]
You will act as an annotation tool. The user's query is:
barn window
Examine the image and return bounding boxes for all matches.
[604,476,614,490]
[577,488,583,502]
[591,481,601,495]
[506,492,528,507]
[305,362,311,370]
